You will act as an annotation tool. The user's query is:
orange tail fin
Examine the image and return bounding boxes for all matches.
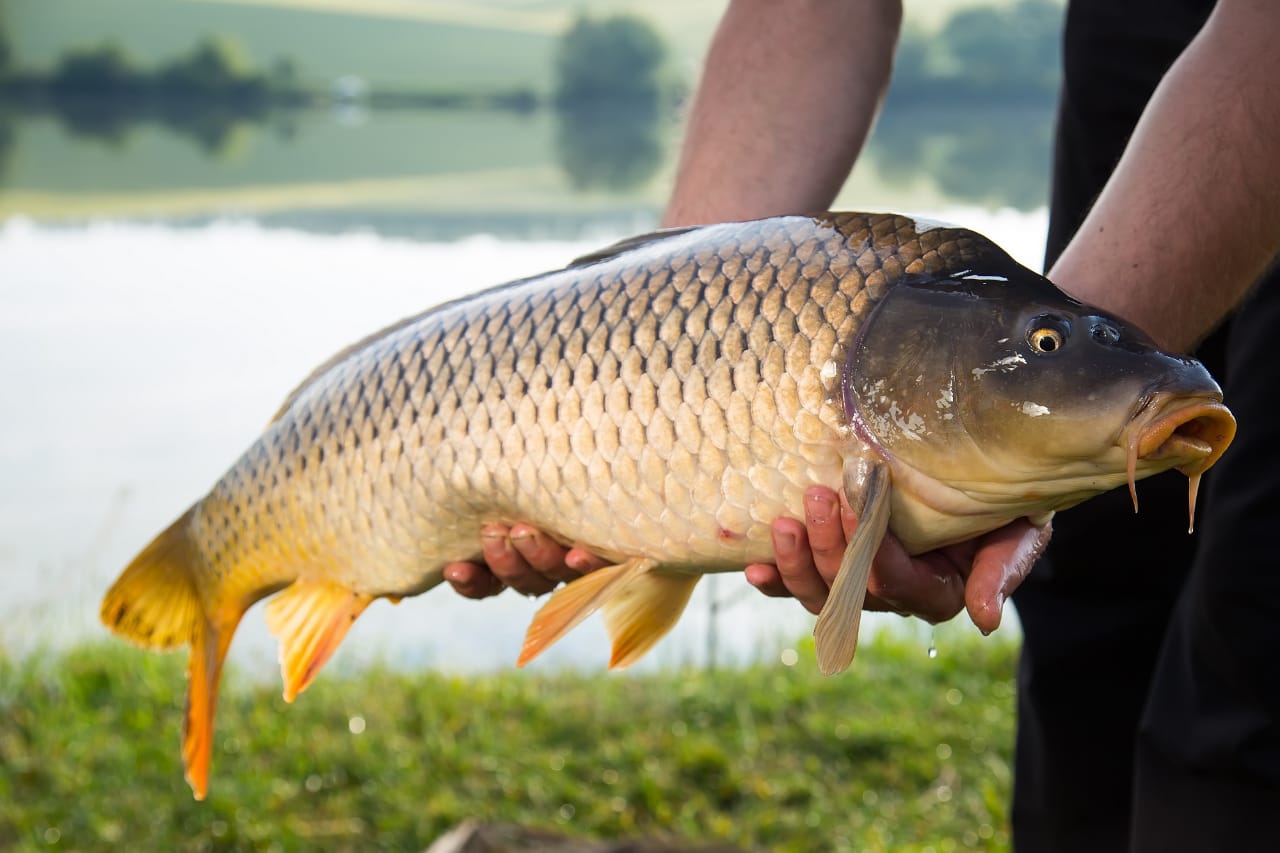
[101,510,204,652]
[182,617,237,800]
[100,508,243,800]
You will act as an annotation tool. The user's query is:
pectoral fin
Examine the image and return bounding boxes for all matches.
[264,581,373,703]
[813,458,892,675]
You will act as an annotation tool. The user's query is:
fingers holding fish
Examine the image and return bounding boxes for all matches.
[443,557,506,600]
[562,545,611,576]
[802,487,856,589]
[446,525,615,600]
[746,516,831,614]
[960,518,1052,635]
[864,534,968,625]
[475,524,565,596]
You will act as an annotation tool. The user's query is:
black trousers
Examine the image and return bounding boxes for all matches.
[1011,2,1280,850]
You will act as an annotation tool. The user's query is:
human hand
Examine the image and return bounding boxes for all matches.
[442,524,609,599]
[747,486,1051,634]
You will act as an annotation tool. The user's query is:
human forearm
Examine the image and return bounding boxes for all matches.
[1050,0,1280,352]
[662,0,902,228]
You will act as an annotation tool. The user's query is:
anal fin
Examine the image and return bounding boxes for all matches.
[517,559,656,668]
[813,458,892,675]
[264,581,373,703]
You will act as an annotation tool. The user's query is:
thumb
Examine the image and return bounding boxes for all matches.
[964,519,1052,635]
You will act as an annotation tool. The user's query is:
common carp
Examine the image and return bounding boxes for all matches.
[101,212,1235,799]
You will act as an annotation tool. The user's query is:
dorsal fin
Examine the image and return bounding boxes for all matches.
[567,225,703,269]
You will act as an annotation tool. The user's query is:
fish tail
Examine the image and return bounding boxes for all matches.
[182,615,236,801]
[100,508,205,652]
[100,507,242,800]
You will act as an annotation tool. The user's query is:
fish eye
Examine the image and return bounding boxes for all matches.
[1026,316,1069,354]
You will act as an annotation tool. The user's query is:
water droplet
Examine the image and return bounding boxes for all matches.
[927,627,938,658]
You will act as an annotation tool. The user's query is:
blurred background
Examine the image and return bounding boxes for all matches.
[0,0,1063,675]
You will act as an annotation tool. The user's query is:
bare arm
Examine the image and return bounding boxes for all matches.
[662,0,903,227]
[1052,0,1280,351]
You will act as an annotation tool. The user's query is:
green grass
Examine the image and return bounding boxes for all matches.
[0,634,1016,852]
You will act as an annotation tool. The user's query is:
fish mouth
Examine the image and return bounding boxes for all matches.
[1123,393,1237,527]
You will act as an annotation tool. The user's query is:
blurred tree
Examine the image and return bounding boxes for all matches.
[888,0,1062,102]
[158,35,265,98]
[939,0,1062,97]
[869,102,1055,211]
[269,57,300,92]
[554,15,666,107]
[51,43,140,93]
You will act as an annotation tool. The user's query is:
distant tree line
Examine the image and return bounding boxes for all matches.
[0,34,301,104]
[0,2,1063,194]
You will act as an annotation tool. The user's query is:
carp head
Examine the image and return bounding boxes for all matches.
[844,256,1236,554]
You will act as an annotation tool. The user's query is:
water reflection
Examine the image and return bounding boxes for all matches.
[870,102,1055,212]
[555,102,664,191]
[0,117,13,182]
[0,98,1056,228]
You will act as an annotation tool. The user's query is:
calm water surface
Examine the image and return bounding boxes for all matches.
[0,206,1044,676]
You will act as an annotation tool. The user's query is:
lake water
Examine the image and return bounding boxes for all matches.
[0,104,1050,677]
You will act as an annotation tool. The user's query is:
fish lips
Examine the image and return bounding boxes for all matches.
[1121,390,1236,523]
[1129,393,1236,476]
